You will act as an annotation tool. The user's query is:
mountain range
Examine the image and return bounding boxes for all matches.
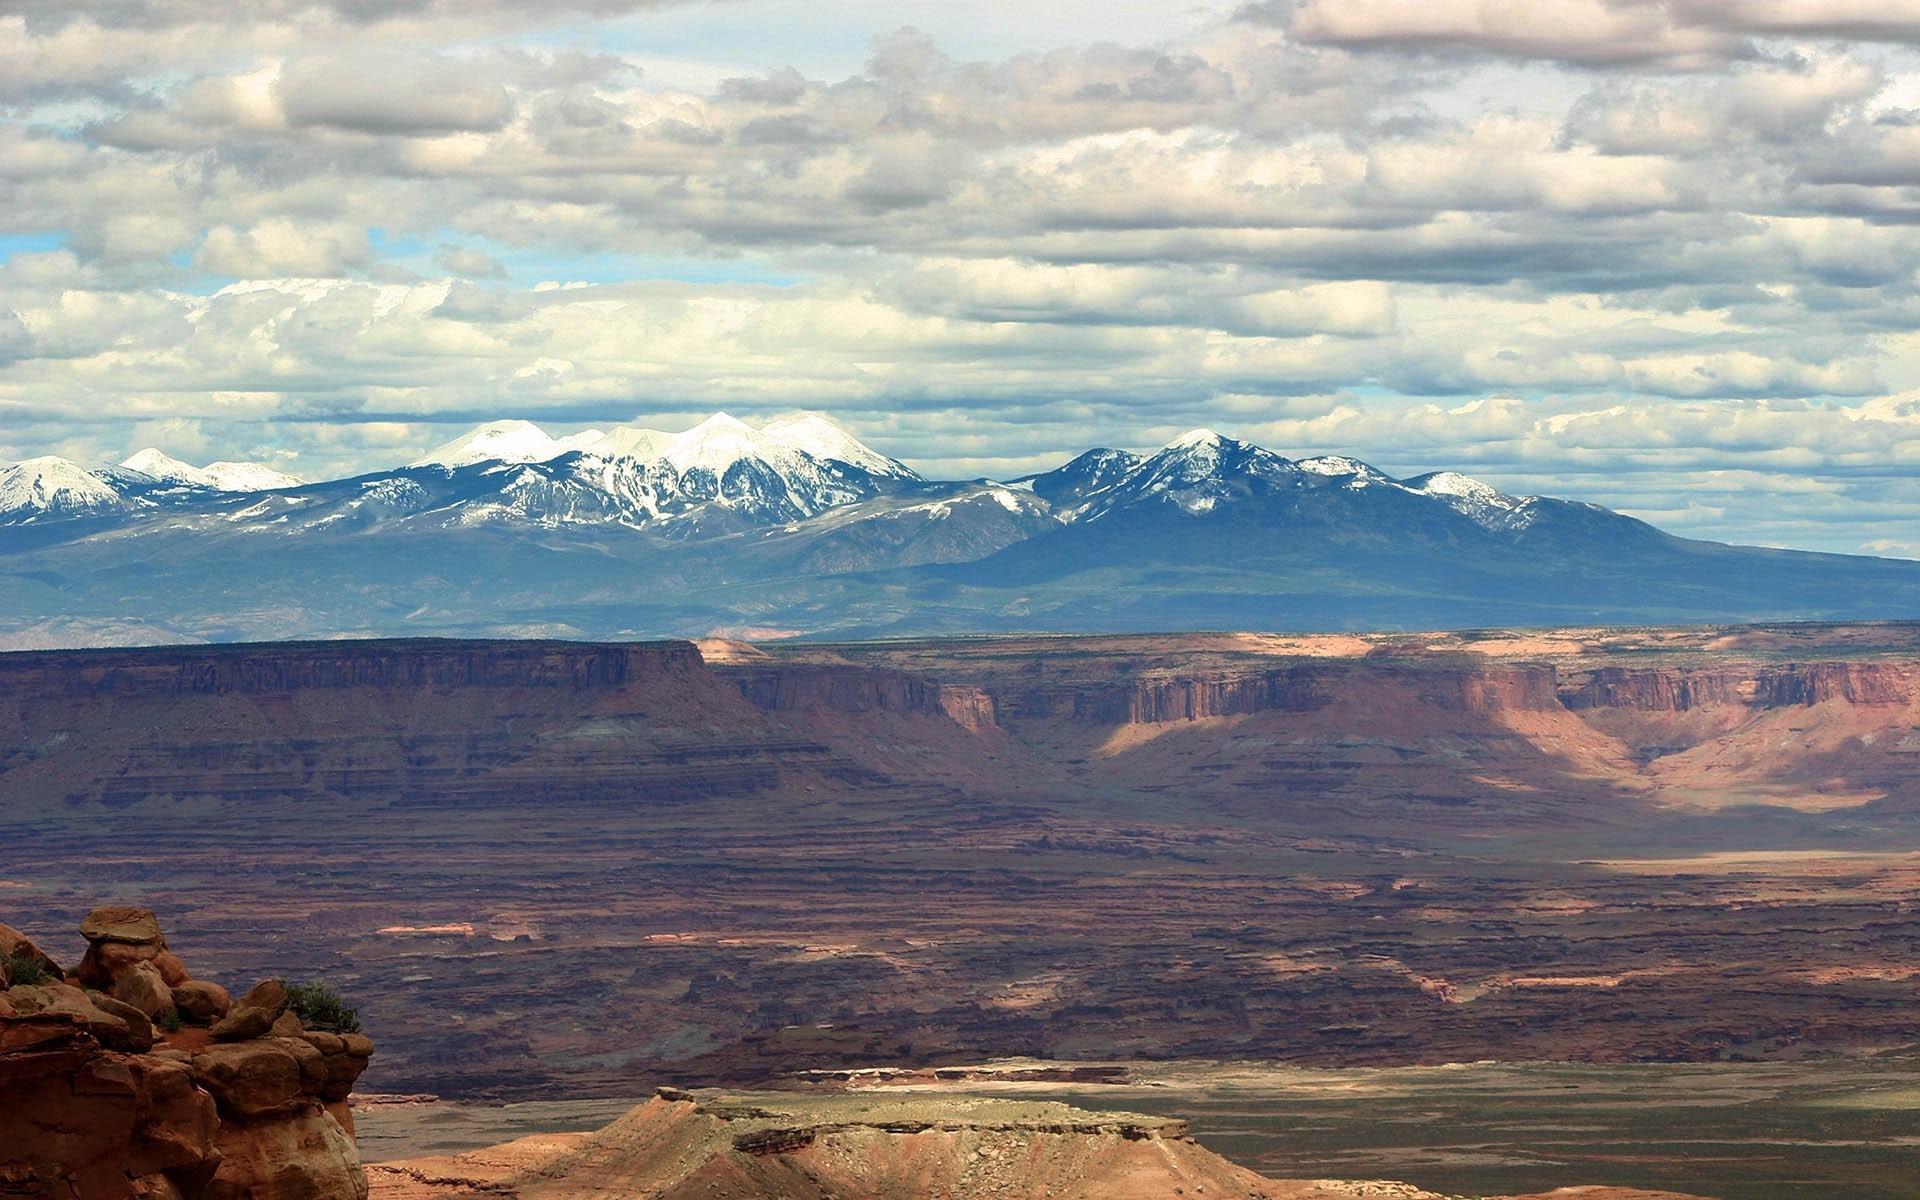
[3,411,1918,646]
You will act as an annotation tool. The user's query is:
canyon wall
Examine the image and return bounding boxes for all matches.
[7,628,1920,1100]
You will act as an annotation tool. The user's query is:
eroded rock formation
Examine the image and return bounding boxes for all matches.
[0,907,372,1199]
[364,1087,1720,1200]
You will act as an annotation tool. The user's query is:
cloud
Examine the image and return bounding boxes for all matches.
[1272,0,1743,68]
[1268,0,1920,68]
[192,220,373,279]
[8,3,1920,558]
[278,53,515,135]
[434,245,509,279]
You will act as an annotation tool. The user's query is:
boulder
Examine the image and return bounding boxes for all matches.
[172,980,231,1025]
[152,950,192,988]
[77,939,160,989]
[210,1005,276,1042]
[235,978,289,1018]
[269,1010,305,1038]
[205,1106,368,1200]
[191,1040,305,1120]
[90,993,157,1053]
[80,906,165,946]
[113,961,178,1022]
[298,1030,374,1102]
[278,1035,328,1092]
[0,921,62,982]
[8,983,147,1052]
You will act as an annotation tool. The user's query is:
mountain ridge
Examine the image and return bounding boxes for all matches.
[2,412,1916,646]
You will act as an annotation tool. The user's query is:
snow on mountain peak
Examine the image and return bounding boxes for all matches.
[1164,428,1224,451]
[1297,454,1382,479]
[1405,470,1530,526]
[761,412,913,478]
[411,420,600,469]
[584,426,676,462]
[121,448,305,492]
[0,456,124,517]
[664,412,766,474]
[121,448,198,479]
[1412,471,1509,505]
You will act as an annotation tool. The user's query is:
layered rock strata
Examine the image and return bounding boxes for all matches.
[365,1087,1720,1200]
[0,907,373,1199]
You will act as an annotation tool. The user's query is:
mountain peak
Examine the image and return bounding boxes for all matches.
[121,448,197,479]
[0,456,125,520]
[760,412,914,479]
[121,448,306,492]
[666,413,765,474]
[411,420,600,469]
[1164,428,1225,451]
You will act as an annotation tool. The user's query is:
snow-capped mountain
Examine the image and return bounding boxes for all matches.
[1026,429,1565,536]
[1032,430,1460,523]
[120,448,306,492]
[399,412,922,533]
[414,411,915,478]
[3,414,1915,645]
[0,457,126,523]
[411,421,605,469]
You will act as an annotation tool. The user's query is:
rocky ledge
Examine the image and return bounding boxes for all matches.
[0,906,373,1199]
[366,1087,1722,1200]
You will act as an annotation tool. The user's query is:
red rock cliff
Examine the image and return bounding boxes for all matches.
[719,663,999,731]
[1,908,373,1200]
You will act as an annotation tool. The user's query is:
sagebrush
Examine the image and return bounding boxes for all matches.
[284,980,361,1033]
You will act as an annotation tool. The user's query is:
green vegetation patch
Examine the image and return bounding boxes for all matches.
[285,980,361,1033]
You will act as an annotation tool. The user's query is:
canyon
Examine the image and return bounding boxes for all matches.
[4,623,1920,1115]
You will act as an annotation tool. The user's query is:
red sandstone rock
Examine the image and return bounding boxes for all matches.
[0,921,63,982]
[297,1030,374,1101]
[193,1040,307,1120]
[90,993,157,1053]
[80,906,165,946]
[236,978,290,1017]
[9,983,149,1052]
[114,961,178,1021]
[153,950,192,987]
[0,1022,220,1199]
[211,1005,276,1042]
[365,1091,1717,1200]
[172,979,231,1025]
[77,938,160,989]
[207,1106,368,1200]
[3,908,375,1200]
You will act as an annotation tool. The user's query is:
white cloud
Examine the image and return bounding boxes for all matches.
[1280,0,1741,68]
[193,220,373,278]
[5,2,1920,556]
[279,53,515,135]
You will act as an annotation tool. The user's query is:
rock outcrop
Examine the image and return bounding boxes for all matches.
[0,906,372,1199]
[365,1088,1720,1200]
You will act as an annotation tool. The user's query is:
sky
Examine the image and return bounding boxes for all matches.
[11,2,1920,554]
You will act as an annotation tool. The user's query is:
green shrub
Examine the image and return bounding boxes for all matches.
[4,953,54,987]
[157,1009,184,1033]
[284,980,361,1034]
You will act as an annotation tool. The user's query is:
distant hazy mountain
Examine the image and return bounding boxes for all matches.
[2,413,1916,646]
